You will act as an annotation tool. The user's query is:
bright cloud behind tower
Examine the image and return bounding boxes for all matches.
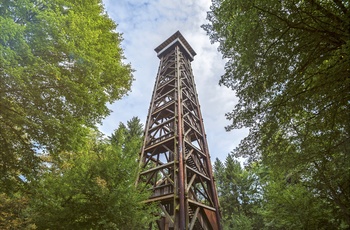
[100,0,249,161]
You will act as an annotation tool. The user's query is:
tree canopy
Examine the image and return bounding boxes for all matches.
[1,118,155,229]
[28,118,155,229]
[204,0,349,227]
[214,155,341,229]
[214,156,263,230]
[0,0,133,193]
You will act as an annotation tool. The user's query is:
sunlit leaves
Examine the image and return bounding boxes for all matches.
[29,119,155,229]
[0,0,133,193]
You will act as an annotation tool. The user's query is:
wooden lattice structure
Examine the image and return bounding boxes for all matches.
[137,31,221,230]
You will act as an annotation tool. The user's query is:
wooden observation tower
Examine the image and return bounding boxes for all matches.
[137,31,221,230]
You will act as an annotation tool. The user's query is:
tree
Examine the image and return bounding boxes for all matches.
[29,118,155,229]
[259,168,338,230]
[215,154,341,230]
[0,0,133,193]
[110,116,144,147]
[204,0,349,226]
[214,155,263,230]
[0,193,35,229]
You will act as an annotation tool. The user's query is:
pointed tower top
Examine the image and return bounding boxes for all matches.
[154,31,197,61]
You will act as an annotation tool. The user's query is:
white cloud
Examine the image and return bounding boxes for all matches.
[100,0,248,162]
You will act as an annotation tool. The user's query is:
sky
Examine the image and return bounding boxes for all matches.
[100,0,248,162]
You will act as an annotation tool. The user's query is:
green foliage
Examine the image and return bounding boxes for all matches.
[0,193,35,229]
[0,0,133,193]
[29,118,155,229]
[215,156,347,229]
[260,171,337,230]
[110,116,144,149]
[204,0,350,227]
[214,155,263,229]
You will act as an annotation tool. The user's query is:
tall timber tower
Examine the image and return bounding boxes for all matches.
[137,31,221,230]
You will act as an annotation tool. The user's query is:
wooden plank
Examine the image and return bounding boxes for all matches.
[188,199,216,212]
[143,194,174,203]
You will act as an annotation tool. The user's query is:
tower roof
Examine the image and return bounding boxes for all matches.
[155,31,197,61]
